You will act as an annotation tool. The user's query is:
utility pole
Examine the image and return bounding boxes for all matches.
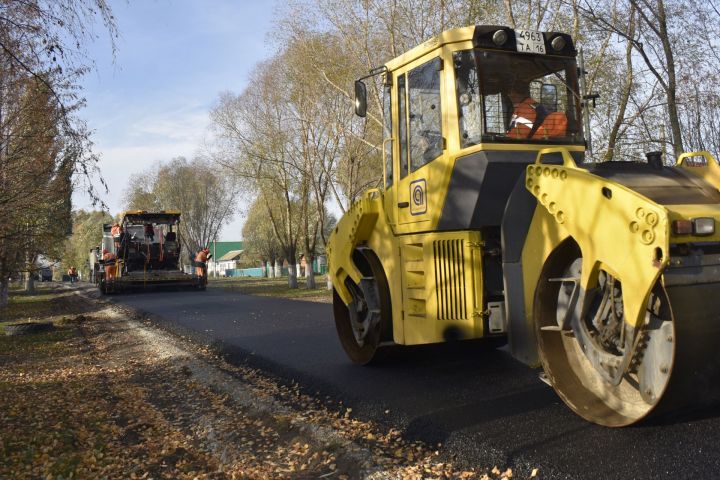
[213,237,217,278]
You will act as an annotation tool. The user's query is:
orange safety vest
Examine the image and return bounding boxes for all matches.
[195,250,209,277]
[508,97,568,139]
[103,252,117,279]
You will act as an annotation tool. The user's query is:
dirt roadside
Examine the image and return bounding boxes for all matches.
[0,285,530,479]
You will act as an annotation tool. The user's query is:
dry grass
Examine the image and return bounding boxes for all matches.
[0,285,69,324]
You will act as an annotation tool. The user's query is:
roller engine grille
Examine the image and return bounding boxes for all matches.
[433,239,467,320]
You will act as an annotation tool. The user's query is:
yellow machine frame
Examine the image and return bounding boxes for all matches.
[328,27,720,427]
[329,26,586,354]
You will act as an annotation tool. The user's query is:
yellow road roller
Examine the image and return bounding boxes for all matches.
[327,25,720,426]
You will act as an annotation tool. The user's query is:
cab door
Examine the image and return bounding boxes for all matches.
[381,83,397,228]
[395,55,445,231]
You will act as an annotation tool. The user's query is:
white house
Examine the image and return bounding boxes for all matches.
[209,249,243,276]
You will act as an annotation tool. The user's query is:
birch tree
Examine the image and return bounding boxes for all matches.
[210,58,303,288]
[241,196,283,274]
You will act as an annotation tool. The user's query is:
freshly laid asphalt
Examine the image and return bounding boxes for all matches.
[112,286,720,479]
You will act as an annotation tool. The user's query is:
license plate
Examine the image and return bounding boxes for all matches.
[516,30,546,54]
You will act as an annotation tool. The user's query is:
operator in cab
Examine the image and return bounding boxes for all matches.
[454,47,579,146]
[507,82,567,139]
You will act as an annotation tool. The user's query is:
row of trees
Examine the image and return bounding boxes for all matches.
[62,210,113,279]
[209,30,369,288]
[210,0,720,290]
[0,0,117,306]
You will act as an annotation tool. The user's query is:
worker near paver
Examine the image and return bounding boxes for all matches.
[111,222,123,250]
[102,249,117,281]
[144,223,155,242]
[195,247,211,278]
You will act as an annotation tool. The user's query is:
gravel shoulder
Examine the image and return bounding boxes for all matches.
[0,284,526,479]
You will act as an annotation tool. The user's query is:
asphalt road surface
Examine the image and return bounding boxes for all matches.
[112,286,720,479]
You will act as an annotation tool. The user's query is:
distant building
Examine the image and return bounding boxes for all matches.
[215,249,244,275]
[36,255,58,281]
[206,241,244,277]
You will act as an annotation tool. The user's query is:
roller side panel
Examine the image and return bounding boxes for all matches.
[526,148,670,330]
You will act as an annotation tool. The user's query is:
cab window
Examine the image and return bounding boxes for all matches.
[383,84,393,188]
[454,50,483,148]
[407,57,443,171]
[398,74,408,179]
[454,49,582,145]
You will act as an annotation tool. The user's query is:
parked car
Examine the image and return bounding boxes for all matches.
[32,268,53,282]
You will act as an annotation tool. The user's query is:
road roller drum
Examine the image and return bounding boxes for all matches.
[535,250,720,426]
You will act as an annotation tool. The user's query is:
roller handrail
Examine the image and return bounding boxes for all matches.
[365,188,381,199]
[534,147,577,168]
[676,150,719,166]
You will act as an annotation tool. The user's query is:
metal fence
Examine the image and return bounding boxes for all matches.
[225,265,328,278]
[225,267,265,278]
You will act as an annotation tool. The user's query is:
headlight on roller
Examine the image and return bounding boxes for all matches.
[672,218,715,236]
[672,220,692,235]
[551,35,566,51]
[492,29,508,46]
[693,217,715,236]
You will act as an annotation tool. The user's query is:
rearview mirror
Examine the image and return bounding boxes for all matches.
[354,80,367,117]
[540,84,558,112]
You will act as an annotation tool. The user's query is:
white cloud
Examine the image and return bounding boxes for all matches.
[126,106,209,143]
[72,142,195,212]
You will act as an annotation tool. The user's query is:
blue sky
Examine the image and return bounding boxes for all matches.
[75,0,277,240]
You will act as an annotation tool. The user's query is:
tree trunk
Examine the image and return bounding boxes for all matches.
[24,271,35,294]
[656,0,683,157]
[605,9,635,162]
[322,255,332,290]
[288,263,298,289]
[287,246,298,289]
[305,254,316,289]
[274,260,281,278]
[0,277,8,307]
[503,0,516,28]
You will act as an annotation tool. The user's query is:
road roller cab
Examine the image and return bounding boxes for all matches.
[328,25,720,426]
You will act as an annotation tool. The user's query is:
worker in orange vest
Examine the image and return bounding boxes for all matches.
[102,248,117,281]
[67,266,78,284]
[506,83,567,139]
[195,247,211,278]
[111,222,123,250]
[144,223,155,242]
